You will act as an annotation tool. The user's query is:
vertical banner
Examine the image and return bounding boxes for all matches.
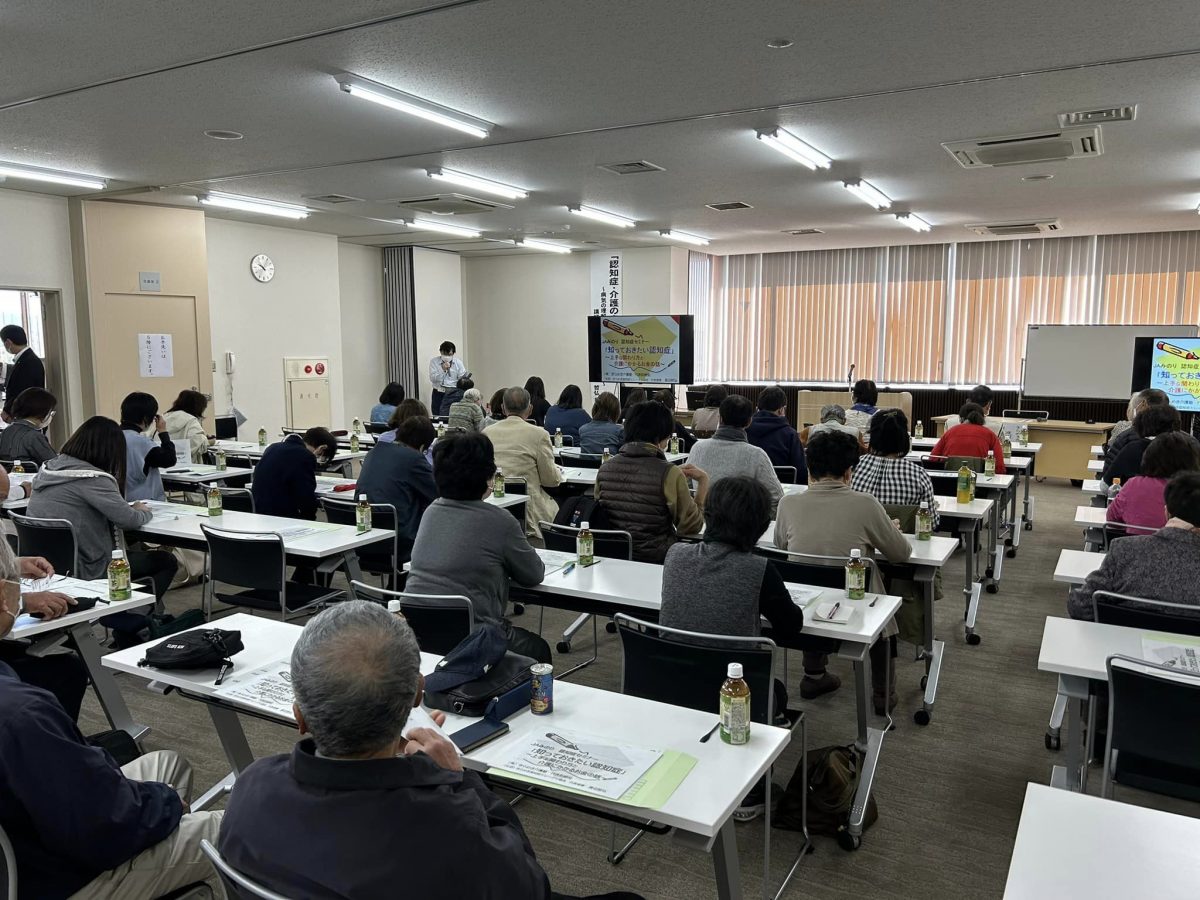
[589,251,622,399]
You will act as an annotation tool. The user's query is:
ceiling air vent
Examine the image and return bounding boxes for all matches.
[942,126,1102,169]
[305,193,362,204]
[598,160,665,175]
[783,228,824,235]
[706,201,753,211]
[394,193,511,215]
[1058,105,1136,127]
[965,219,1063,237]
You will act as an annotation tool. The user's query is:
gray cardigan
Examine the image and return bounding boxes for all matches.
[405,498,545,631]
[686,426,784,514]
[1069,526,1200,620]
[0,419,56,467]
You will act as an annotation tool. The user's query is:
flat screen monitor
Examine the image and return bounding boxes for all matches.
[1131,337,1200,413]
[213,414,240,440]
[586,315,694,385]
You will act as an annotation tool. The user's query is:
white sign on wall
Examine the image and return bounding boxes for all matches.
[138,333,174,378]
[590,251,622,399]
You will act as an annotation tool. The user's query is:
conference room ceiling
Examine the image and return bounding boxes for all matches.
[3,0,1200,256]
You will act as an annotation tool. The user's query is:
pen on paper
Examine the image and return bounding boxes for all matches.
[561,563,576,577]
[827,601,840,620]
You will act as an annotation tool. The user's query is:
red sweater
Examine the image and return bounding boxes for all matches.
[931,423,1007,473]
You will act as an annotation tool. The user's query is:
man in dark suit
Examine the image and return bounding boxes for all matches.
[1,324,45,422]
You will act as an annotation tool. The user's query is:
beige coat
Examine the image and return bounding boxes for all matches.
[484,416,563,535]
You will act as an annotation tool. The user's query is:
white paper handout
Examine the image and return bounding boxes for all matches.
[213,659,297,719]
[787,585,823,609]
[539,549,578,573]
[813,601,853,624]
[495,729,662,801]
[1142,634,1200,675]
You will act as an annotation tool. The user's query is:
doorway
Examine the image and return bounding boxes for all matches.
[0,288,70,446]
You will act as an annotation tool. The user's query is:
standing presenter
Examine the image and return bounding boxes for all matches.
[428,340,467,415]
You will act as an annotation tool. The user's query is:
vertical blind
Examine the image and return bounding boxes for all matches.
[689,229,1200,386]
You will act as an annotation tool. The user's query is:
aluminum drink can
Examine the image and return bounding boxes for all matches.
[530,663,554,715]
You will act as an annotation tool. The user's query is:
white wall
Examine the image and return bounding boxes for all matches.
[413,248,465,398]
[462,246,683,398]
[0,188,83,426]
[338,242,386,420]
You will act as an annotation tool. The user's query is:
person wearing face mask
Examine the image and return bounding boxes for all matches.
[0,386,58,467]
[428,341,467,416]
[251,427,336,520]
[119,392,176,502]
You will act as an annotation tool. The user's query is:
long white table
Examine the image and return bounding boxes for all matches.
[1086,458,1103,473]
[105,612,788,900]
[1053,549,1104,585]
[162,463,254,486]
[910,436,1041,530]
[212,440,367,467]
[554,446,687,465]
[7,577,156,738]
[309,474,529,523]
[1004,782,1200,899]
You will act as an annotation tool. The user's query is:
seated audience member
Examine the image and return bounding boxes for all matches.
[1105,388,1168,467]
[1106,391,1139,446]
[930,402,1007,473]
[0,655,221,898]
[438,376,473,416]
[942,385,997,434]
[801,403,867,451]
[851,409,939,528]
[524,376,551,426]
[119,392,176,501]
[377,397,430,445]
[357,416,439,561]
[578,391,624,455]
[843,379,879,431]
[163,389,212,464]
[448,387,485,433]
[691,385,727,435]
[219,602,639,900]
[618,388,647,422]
[0,386,58,467]
[544,384,592,443]
[251,426,336,520]
[1070,471,1200,620]
[747,386,808,484]
[652,388,697,451]
[1103,404,1194,486]
[596,401,707,563]
[482,388,507,429]
[686,394,783,515]
[0,539,88,719]
[406,433,551,663]
[774,430,911,710]
[31,417,178,609]
[1106,431,1200,533]
[484,387,563,535]
[371,381,406,425]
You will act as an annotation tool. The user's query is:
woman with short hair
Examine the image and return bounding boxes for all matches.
[929,402,1006,473]
[0,386,58,467]
[448,388,485,433]
[163,389,211,464]
[578,391,623,454]
[370,382,406,425]
[691,385,727,435]
[357,415,439,561]
[1107,431,1200,533]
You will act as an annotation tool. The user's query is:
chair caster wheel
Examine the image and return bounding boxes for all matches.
[836,830,861,852]
[605,621,617,634]
[920,675,928,689]
[556,641,571,654]
[1025,521,1033,531]
[986,583,999,594]
[1006,548,1017,559]
[512,604,525,616]
[1045,732,1061,751]
[914,709,931,726]
[985,568,994,579]
[966,633,982,646]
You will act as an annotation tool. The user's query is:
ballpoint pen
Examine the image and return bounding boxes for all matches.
[827,601,841,620]
[561,563,576,576]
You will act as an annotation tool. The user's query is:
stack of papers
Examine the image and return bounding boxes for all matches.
[1142,633,1200,675]
[786,585,823,608]
[538,549,578,573]
[813,601,853,624]
[142,500,208,518]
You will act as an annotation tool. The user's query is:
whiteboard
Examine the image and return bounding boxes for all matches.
[1024,324,1198,400]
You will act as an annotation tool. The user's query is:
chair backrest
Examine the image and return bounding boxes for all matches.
[615,614,776,725]
[200,840,291,900]
[350,581,475,655]
[1105,655,1200,802]
[367,422,391,435]
[200,524,287,593]
[322,498,400,566]
[501,476,527,495]
[773,466,797,485]
[0,820,16,900]
[215,487,255,514]
[1093,591,1200,636]
[942,455,983,473]
[1102,521,1159,548]
[566,453,605,470]
[9,513,79,575]
[754,547,877,594]
[1001,409,1049,421]
[538,522,633,560]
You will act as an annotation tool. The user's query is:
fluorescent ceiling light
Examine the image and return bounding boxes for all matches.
[337,74,491,139]
[0,162,106,191]
[200,192,310,219]
[895,213,931,232]
[568,205,636,228]
[659,229,710,247]
[407,218,482,238]
[427,168,527,200]
[515,238,572,254]
[755,128,832,170]
[842,179,892,210]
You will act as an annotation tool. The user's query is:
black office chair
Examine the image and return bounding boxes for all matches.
[1,820,16,900]
[773,466,797,485]
[1092,591,1200,636]
[1001,409,1049,421]
[321,497,402,584]
[1101,521,1158,549]
[1102,654,1200,802]
[614,614,809,896]
[367,422,391,435]
[942,455,984,473]
[564,452,605,470]
[201,524,343,621]
[537,522,633,674]
[501,476,528,496]
[9,512,78,574]
[200,840,289,900]
[213,487,255,513]
[350,581,474,656]
[754,547,877,594]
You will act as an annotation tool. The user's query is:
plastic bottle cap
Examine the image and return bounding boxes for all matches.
[580,521,590,529]
[112,550,124,559]
[850,548,862,558]
[360,494,368,502]
[920,502,929,509]
[727,662,743,679]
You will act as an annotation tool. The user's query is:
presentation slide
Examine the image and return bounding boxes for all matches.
[1149,337,1200,412]
[589,315,692,385]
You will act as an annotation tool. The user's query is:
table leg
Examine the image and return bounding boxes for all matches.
[913,567,941,726]
[986,495,1003,591]
[1022,454,1035,529]
[963,522,982,645]
[190,704,258,811]
[711,820,742,900]
[70,622,148,741]
[1052,675,1089,792]
[341,551,365,584]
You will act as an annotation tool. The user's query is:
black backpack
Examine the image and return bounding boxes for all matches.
[554,495,611,529]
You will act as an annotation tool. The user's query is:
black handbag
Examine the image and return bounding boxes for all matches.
[137,628,244,684]
[424,651,535,717]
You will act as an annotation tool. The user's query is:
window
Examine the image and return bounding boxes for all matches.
[0,290,46,369]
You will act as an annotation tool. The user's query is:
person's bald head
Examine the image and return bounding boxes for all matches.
[503,386,532,417]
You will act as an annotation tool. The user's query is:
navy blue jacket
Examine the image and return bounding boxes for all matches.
[746,410,808,484]
[0,662,182,899]
[356,442,439,540]
[544,405,591,443]
[251,433,317,519]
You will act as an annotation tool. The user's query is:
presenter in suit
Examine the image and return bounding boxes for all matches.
[1,325,45,423]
